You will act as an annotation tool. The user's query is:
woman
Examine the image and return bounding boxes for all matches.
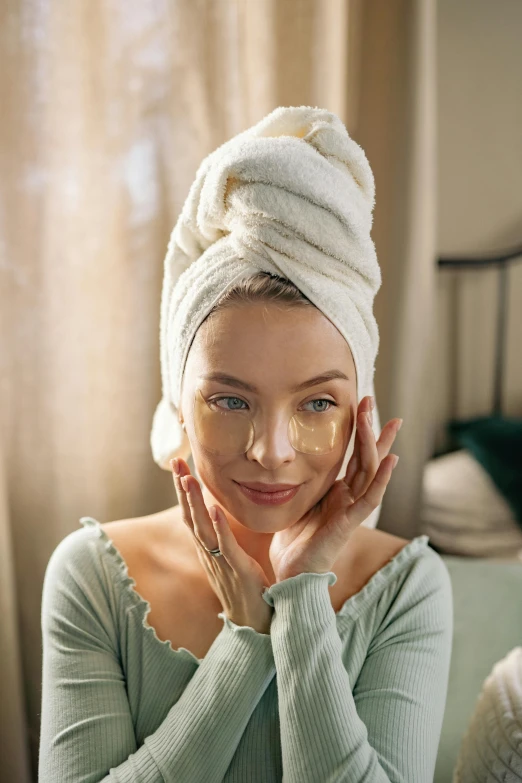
[39,107,453,782]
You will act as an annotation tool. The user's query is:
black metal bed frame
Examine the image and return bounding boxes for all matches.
[434,243,522,458]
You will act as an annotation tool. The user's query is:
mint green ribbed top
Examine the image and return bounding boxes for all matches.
[38,516,453,782]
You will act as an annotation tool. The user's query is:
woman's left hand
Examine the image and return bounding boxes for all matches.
[269,396,403,582]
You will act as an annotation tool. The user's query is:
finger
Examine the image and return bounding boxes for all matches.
[343,434,360,487]
[345,454,399,530]
[171,459,195,534]
[210,506,246,573]
[375,418,403,463]
[182,474,220,554]
[350,409,380,498]
[343,396,372,487]
[346,416,401,499]
[178,474,232,573]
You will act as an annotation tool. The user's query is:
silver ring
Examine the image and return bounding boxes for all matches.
[204,546,222,557]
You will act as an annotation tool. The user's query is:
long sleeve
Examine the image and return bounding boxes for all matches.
[262,548,453,782]
[39,529,276,783]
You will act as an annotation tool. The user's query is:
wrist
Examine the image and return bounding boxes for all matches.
[276,569,331,582]
[228,605,273,635]
[251,604,274,635]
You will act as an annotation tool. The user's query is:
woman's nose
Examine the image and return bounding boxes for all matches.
[245,416,297,467]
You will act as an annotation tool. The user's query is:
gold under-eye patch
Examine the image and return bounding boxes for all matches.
[192,387,349,456]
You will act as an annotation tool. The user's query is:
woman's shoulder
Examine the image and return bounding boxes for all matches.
[41,518,139,648]
[360,525,450,586]
[100,508,177,548]
[99,507,192,582]
[44,518,108,583]
[370,528,453,629]
[42,510,176,609]
[334,525,452,623]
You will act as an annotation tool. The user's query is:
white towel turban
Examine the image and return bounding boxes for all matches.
[150,105,383,496]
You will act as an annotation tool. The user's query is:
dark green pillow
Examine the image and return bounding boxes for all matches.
[447,415,522,528]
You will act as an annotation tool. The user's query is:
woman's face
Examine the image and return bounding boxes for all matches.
[179,302,358,533]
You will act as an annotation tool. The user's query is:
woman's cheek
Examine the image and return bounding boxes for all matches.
[193,455,236,500]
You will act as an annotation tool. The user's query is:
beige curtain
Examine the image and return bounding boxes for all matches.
[0,0,436,777]
[356,0,439,537]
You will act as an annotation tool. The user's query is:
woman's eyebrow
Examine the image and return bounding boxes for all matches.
[200,370,350,394]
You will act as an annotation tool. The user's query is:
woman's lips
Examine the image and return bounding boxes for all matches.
[234,481,301,505]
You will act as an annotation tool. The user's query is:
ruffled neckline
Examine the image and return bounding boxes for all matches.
[79,516,205,666]
[78,516,431,665]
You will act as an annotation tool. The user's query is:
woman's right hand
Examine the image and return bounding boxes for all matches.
[171,457,274,635]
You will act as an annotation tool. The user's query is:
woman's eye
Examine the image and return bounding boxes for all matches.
[212,396,248,411]
[302,399,337,413]
[210,397,337,413]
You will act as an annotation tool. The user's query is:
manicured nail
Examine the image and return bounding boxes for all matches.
[180,476,189,491]
[397,419,403,431]
[392,456,400,469]
[370,396,375,410]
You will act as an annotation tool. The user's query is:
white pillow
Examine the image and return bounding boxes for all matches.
[420,449,522,558]
[453,646,522,782]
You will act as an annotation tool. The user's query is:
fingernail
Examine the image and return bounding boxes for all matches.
[366,410,372,426]
[397,419,403,431]
[170,458,180,475]
[370,396,375,410]
[392,456,400,469]
[180,476,188,491]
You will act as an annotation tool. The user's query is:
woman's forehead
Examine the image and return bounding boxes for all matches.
[182,303,357,398]
[186,346,356,397]
[191,338,355,383]
[194,303,354,360]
